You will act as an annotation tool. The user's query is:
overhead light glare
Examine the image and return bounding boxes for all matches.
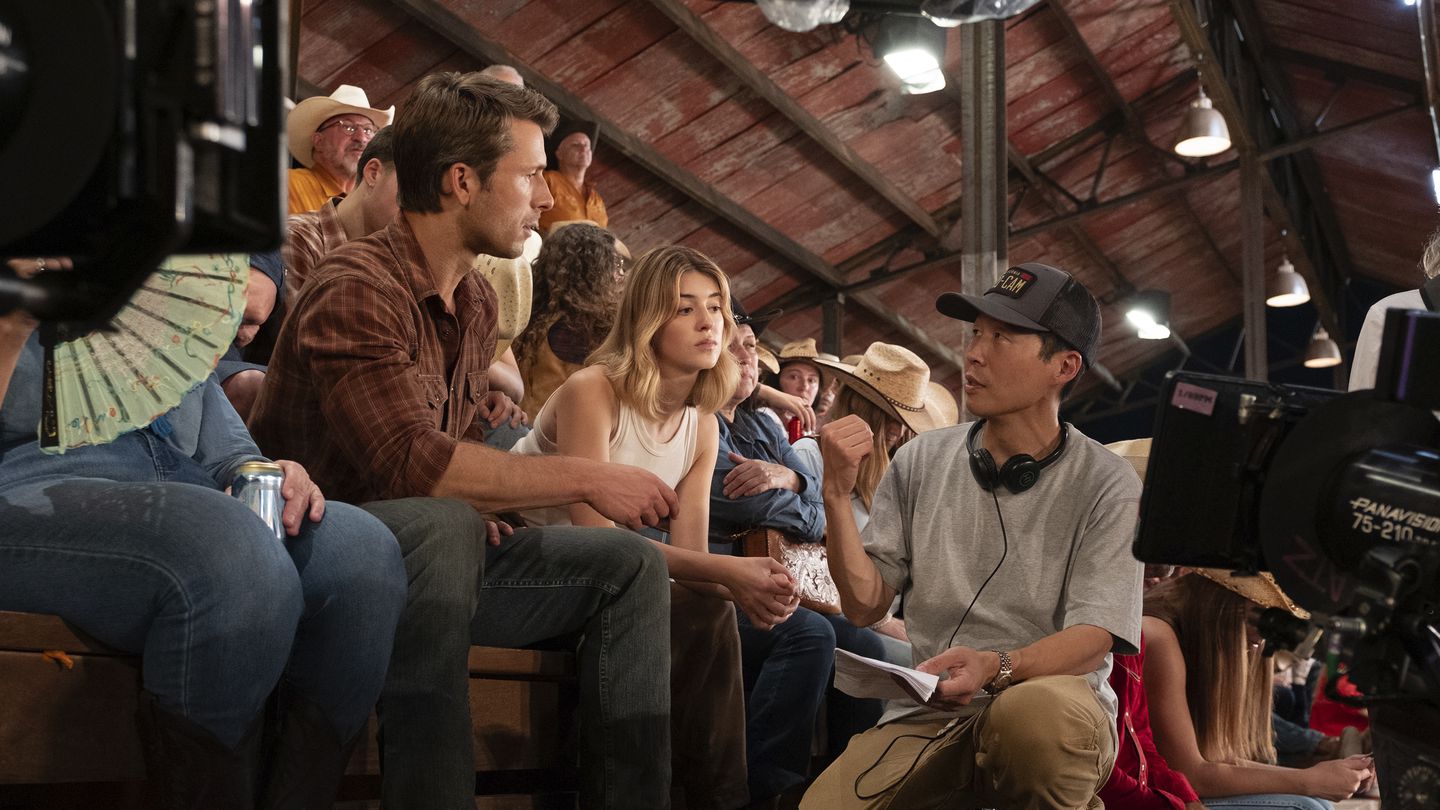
[1173,89,1232,157]
[874,16,947,94]
[1126,290,1172,340]
[1431,167,1440,204]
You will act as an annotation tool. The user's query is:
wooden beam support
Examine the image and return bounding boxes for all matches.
[645,0,942,238]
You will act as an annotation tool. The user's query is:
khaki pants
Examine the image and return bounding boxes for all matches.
[801,676,1114,810]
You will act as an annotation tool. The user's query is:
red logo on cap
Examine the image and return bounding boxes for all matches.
[991,269,1035,299]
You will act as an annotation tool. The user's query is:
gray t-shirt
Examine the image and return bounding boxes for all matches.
[864,421,1143,730]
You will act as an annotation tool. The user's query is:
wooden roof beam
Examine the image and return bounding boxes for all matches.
[646,0,943,239]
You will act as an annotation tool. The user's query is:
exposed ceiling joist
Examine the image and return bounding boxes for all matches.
[646,0,943,239]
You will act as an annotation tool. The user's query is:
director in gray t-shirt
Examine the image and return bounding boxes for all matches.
[802,263,1143,810]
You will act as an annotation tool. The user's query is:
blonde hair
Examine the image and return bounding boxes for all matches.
[588,246,739,421]
[827,386,903,512]
[1144,574,1277,765]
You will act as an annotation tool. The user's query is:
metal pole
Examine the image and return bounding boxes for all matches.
[821,295,845,357]
[959,19,1006,415]
[1241,153,1267,381]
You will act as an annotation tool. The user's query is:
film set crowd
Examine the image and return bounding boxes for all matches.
[2,67,1391,810]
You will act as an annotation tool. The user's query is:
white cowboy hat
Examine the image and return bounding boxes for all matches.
[815,343,948,435]
[287,85,395,168]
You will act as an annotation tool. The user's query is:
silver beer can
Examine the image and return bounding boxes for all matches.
[233,461,286,540]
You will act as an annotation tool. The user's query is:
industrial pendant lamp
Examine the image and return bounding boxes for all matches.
[1125,290,1172,340]
[1303,325,1342,369]
[873,15,947,94]
[1173,87,1231,157]
[1265,254,1310,307]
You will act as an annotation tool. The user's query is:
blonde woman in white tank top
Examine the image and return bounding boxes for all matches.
[512,246,800,808]
[513,246,798,627]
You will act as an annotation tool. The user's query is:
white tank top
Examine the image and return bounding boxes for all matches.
[511,400,699,527]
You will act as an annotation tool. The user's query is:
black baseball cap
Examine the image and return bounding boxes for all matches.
[731,298,782,339]
[935,262,1102,366]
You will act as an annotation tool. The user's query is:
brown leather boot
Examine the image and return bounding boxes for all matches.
[136,690,262,810]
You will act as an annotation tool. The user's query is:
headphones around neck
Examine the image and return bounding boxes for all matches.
[966,420,1069,494]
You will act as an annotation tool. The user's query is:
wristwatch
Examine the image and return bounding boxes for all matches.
[987,650,1014,693]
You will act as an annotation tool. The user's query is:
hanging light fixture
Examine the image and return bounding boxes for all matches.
[1265,254,1310,307]
[1125,290,1172,340]
[755,0,849,33]
[1303,325,1343,368]
[919,0,1045,27]
[1173,87,1231,157]
[872,14,947,94]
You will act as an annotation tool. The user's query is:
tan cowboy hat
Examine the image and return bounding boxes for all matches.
[287,85,395,168]
[815,343,947,435]
[756,345,781,376]
[778,338,821,364]
[1191,568,1310,619]
[1104,437,1151,482]
[928,381,959,427]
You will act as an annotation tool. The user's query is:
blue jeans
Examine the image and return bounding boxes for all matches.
[0,433,407,749]
[823,616,887,764]
[1203,795,1333,810]
[737,606,835,800]
[362,498,671,810]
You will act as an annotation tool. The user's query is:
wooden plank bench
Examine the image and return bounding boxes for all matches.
[0,611,578,809]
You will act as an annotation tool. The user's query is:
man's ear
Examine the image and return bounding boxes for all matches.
[1055,350,1082,387]
[441,163,471,203]
[362,158,384,188]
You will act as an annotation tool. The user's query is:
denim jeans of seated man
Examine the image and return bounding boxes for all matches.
[361,496,673,810]
[0,431,407,748]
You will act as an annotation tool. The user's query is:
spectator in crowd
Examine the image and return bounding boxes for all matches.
[1349,226,1440,391]
[765,338,826,437]
[793,343,954,662]
[249,72,676,809]
[804,263,1143,809]
[709,302,890,806]
[512,245,801,808]
[1142,570,1374,809]
[0,256,406,808]
[511,222,628,417]
[216,251,284,420]
[286,84,393,215]
[1094,439,1205,810]
[539,120,607,234]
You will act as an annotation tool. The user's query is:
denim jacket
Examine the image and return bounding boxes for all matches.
[707,405,826,550]
[0,332,266,490]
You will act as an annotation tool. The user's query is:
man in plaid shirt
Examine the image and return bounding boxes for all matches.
[251,73,676,810]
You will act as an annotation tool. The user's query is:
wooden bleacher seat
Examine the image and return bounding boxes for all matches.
[0,611,578,809]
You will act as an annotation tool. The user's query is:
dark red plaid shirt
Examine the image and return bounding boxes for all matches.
[250,213,496,504]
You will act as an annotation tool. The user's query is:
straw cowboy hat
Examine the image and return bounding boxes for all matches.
[1192,568,1309,619]
[815,343,948,435]
[287,85,395,168]
[756,345,781,376]
[1104,437,1152,483]
[778,338,822,367]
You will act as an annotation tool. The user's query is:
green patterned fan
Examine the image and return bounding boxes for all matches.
[40,253,248,453]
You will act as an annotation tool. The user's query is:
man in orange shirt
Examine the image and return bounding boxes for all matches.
[286,85,394,214]
[539,120,608,233]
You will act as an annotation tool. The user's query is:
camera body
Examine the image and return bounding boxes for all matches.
[1134,307,1440,808]
[0,0,285,324]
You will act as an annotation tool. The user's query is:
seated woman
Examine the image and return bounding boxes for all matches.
[760,338,826,438]
[0,256,406,808]
[512,245,798,810]
[511,222,626,419]
[708,308,896,804]
[1143,569,1374,810]
[793,343,954,665]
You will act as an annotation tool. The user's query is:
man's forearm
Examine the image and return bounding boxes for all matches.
[431,442,596,512]
[1007,624,1113,684]
[822,484,893,625]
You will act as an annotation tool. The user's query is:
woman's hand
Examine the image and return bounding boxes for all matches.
[1302,755,1373,801]
[484,518,514,547]
[722,555,798,630]
[723,451,800,498]
[274,459,326,536]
